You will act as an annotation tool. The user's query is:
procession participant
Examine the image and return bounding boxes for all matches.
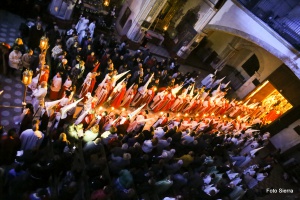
[49,72,62,100]
[140,85,156,107]
[170,87,188,112]
[182,93,199,113]
[211,76,226,90]
[152,113,169,128]
[127,110,149,134]
[149,89,168,112]
[94,74,112,106]
[120,84,138,108]
[178,85,194,112]
[111,70,130,87]
[59,75,72,98]
[88,20,96,38]
[32,81,48,112]
[85,110,108,131]
[160,85,182,112]
[130,74,154,107]
[75,15,89,35]
[110,81,127,109]
[201,70,217,88]
[79,72,99,100]
[115,114,131,135]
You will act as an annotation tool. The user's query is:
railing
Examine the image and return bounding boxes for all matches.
[238,0,300,51]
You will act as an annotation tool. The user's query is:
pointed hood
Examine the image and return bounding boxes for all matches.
[189,85,194,97]
[250,147,264,157]
[224,81,231,88]
[99,74,110,87]
[140,73,154,95]
[243,99,251,106]
[171,84,183,96]
[245,129,260,134]
[61,98,83,119]
[240,115,250,122]
[128,103,146,120]
[212,76,226,88]
[214,69,218,75]
[113,70,130,83]
[45,99,62,116]
[112,78,126,93]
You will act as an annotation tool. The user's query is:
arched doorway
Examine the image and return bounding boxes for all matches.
[242,54,260,77]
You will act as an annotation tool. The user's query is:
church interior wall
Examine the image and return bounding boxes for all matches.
[116,0,145,37]
[208,31,235,55]
[270,118,300,153]
[209,0,300,79]
[205,30,283,99]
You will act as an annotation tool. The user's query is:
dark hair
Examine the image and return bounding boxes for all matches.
[26,103,34,114]
[8,128,16,137]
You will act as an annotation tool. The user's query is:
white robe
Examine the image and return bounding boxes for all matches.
[88,22,96,38]
[32,86,47,112]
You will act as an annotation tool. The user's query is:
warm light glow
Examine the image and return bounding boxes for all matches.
[39,36,49,51]
[103,0,110,6]
[22,70,33,85]
[111,107,115,110]
[160,112,164,115]
[99,106,103,110]
[223,115,226,118]
[122,108,126,112]
[196,114,199,117]
[203,114,207,117]
[163,26,168,31]
[184,113,188,116]
[248,80,269,99]
[211,112,214,116]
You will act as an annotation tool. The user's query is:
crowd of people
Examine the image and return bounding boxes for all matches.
[0,13,280,200]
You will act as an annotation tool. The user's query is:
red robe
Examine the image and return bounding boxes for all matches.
[121,89,137,108]
[95,84,110,106]
[39,69,50,83]
[91,62,100,73]
[161,94,176,112]
[110,86,126,109]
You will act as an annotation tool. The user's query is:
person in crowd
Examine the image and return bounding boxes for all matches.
[8,46,22,76]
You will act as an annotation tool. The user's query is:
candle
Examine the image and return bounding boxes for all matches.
[23,76,28,85]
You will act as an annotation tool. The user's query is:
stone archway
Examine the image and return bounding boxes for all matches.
[204,24,297,77]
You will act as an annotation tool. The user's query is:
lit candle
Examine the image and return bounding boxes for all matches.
[23,76,28,85]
